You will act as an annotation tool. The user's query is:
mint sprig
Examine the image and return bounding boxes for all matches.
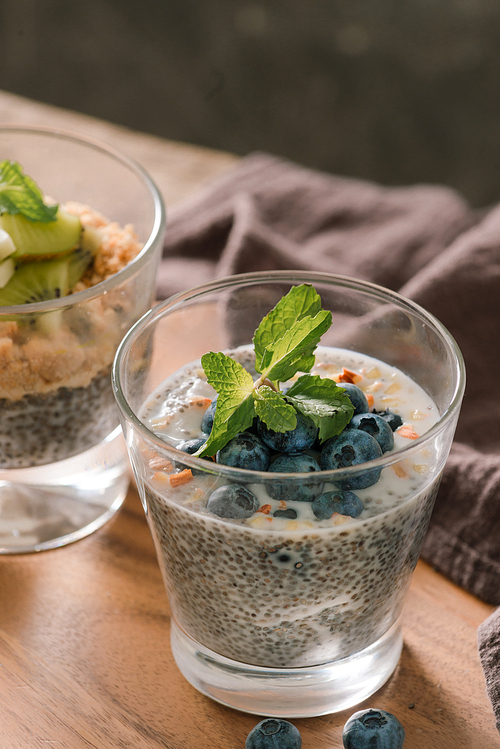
[0,161,58,222]
[197,284,354,458]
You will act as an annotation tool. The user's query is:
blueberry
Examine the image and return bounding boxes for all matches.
[246,719,302,749]
[201,395,218,434]
[177,437,207,454]
[246,415,260,435]
[273,508,298,519]
[343,709,405,749]
[320,429,382,489]
[373,409,403,432]
[217,432,271,471]
[312,489,364,519]
[266,453,323,502]
[175,437,212,476]
[257,411,318,454]
[206,484,259,519]
[350,413,394,453]
[339,383,369,415]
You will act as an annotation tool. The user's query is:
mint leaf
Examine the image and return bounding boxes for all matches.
[253,385,297,433]
[0,160,58,222]
[259,309,332,383]
[201,351,255,399]
[253,284,323,372]
[197,351,255,456]
[286,375,354,442]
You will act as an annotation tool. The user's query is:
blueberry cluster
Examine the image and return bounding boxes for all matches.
[244,709,405,749]
[189,384,402,522]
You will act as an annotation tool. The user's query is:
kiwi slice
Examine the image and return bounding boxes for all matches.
[67,244,95,289]
[0,207,82,259]
[0,257,70,306]
[80,225,102,256]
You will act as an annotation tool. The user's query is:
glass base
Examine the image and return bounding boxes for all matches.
[170,618,403,718]
[0,427,129,554]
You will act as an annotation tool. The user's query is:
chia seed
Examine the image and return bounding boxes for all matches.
[0,369,118,468]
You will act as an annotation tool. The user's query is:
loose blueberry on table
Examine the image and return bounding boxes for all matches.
[245,719,302,749]
[342,708,405,749]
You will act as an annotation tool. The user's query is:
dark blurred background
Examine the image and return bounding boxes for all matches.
[1,0,499,207]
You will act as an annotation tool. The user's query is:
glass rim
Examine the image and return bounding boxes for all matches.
[112,270,466,482]
[0,124,166,313]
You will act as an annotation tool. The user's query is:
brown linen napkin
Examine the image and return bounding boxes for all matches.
[479,608,500,732]
[160,152,500,721]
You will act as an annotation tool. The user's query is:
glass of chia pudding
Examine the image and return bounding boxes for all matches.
[112,271,464,717]
[0,126,166,553]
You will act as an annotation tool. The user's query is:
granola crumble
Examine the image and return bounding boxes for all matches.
[0,202,143,400]
[64,201,142,291]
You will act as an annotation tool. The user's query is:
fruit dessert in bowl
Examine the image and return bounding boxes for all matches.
[0,126,165,553]
[112,271,464,718]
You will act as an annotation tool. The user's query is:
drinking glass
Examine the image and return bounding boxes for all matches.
[112,271,465,717]
[0,126,166,553]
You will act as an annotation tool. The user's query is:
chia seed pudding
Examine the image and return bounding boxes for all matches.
[137,346,441,669]
[0,369,117,467]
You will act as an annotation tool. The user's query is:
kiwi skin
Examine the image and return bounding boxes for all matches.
[0,257,70,306]
[0,240,99,307]
[0,207,82,259]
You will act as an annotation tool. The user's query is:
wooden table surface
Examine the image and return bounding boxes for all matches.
[0,89,498,748]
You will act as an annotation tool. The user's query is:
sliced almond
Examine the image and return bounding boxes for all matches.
[170,469,193,487]
[397,425,420,440]
[392,463,409,479]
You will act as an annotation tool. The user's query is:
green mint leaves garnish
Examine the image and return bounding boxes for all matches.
[0,160,58,222]
[198,284,354,458]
